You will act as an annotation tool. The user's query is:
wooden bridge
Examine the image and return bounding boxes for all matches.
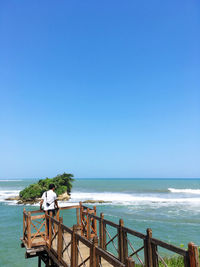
[21,202,199,267]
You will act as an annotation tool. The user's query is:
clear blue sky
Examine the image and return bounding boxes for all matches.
[0,0,199,179]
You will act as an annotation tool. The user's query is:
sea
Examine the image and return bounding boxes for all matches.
[0,178,200,267]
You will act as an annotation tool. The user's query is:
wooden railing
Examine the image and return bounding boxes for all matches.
[80,204,97,239]
[23,208,47,248]
[22,203,199,267]
[79,202,199,267]
[45,214,133,267]
[22,205,78,249]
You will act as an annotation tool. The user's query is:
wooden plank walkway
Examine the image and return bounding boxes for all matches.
[50,231,113,267]
[21,202,199,267]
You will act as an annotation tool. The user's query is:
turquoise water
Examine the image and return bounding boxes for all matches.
[0,178,200,266]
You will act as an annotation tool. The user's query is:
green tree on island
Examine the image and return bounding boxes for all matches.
[19,173,74,201]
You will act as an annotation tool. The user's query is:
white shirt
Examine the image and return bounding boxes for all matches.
[41,189,57,211]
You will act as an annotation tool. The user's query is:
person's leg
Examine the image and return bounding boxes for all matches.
[48,210,55,234]
[52,209,56,217]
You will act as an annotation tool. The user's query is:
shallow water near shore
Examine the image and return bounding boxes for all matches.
[0,178,200,266]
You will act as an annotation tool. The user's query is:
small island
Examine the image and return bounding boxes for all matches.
[6,174,113,205]
[12,172,74,204]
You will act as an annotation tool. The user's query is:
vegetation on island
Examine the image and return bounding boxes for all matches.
[19,173,74,201]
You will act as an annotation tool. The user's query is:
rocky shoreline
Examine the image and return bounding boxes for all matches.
[5,192,71,205]
[5,194,111,205]
[82,200,111,204]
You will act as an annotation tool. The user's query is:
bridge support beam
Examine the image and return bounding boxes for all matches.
[38,256,41,267]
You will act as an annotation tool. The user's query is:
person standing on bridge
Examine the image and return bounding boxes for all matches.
[40,183,59,236]
[40,183,59,215]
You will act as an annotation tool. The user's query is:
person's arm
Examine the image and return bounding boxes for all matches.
[55,199,59,209]
[40,199,44,210]
[40,192,45,210]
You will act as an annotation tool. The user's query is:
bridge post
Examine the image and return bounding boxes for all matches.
[71,224,78,267]
[188,242,199,267]
[123,228,128,263]
[48,212,52,249]
[93,206,97,236]
[45,211,48,241]
[144,228,153,267]
[76,207,80,226]
[38,255,41,267]
[23,208,26,240]
[87,208,91,239]
[80,202,84,236]
[118,219,124,262]
[90,236,98,267]
[99,213,106,249]
[126,257,135,267]
[56,208,60,221]
[58,217,63,261]
[27,212,31,248]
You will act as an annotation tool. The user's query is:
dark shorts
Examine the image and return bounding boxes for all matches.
[47,209,56,217]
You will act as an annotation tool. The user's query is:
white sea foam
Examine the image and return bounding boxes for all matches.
[2,189,200,207]
[168,188,200,194]
[0,190,20,202]
[69,191,200,205]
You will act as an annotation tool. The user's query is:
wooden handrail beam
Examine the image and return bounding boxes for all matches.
[31,214,45,220]
[88,213,101,221]
[151,237,187,256]
[96,246,125,267]
[76,232,93,248]
[60,205,80,210]
[103,218,119,228]
[123,226,146,240]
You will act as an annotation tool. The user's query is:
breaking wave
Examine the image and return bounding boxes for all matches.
[0,190,20,203]
[2,189,200,207]
[168,188,200,194]
[69,191,200,205]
